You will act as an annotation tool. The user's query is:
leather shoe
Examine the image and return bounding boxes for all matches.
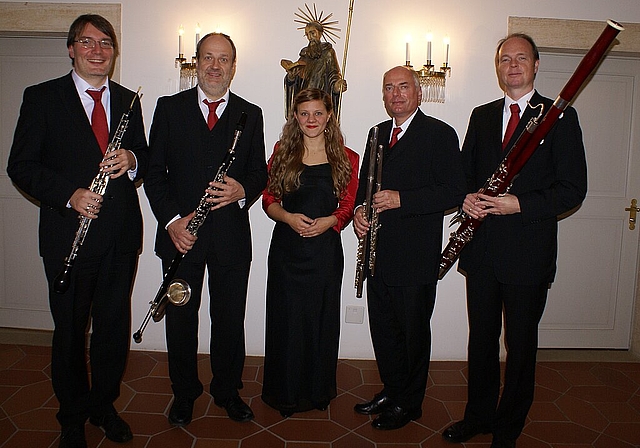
[491,435,516,448]
[59,424,87,448]
[442,420,491,443]
[371,405,422,430]
[89,413,132,443]
[215,395,254,422]
[354,392,391,415]
[315,400,329,411]
[168,396,194,426]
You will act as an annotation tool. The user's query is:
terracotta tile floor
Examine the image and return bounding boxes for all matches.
[1,344,640,447]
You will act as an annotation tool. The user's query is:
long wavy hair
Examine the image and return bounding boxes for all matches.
[268,88,351,200]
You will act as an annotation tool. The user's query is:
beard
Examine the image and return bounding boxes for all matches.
[306,39,323,59]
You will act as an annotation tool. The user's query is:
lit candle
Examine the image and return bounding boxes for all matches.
[178,24,184,55]
[443,36,450,66]
[405,36,411,64]
[426,32,433,63]
[195,23,201,49]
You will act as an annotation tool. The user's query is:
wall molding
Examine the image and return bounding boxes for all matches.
[508,17,639,56]
[0,2,122,80]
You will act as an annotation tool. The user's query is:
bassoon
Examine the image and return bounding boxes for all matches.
[438,19,624,280]
[133,112,248,343]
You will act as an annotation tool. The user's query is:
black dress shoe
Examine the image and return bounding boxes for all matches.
[216,395,254,422]
[89,413,133,443]
[491,435,516,448]
[354,392,391,415]
[315,401,329,411]
[442,420,491,443]
[59,424,87,448]
[371,405,422,430]
[168,396,194,426]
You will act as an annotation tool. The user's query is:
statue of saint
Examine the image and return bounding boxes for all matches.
[281,14,347,119]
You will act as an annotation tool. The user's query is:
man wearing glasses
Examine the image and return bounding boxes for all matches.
[7,14,148,448]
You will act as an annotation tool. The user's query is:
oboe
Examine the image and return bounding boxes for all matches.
[354,126,383,298]
[53,87,142,294]
[133,112,248,344]
[438,19,624,280]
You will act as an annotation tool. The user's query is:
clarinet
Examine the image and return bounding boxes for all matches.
[438,19,624,280]
[133,112,248,344]
[354,126,383,298]
[53,87,142,294]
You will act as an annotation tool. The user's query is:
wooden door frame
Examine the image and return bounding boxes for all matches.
[508,17,640,356]
[0,3,121,344]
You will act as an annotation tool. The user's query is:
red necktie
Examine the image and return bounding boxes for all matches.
[204,98,225,130]
[389,126,402,148]
[87,87,109,154]
[502,103,521,150]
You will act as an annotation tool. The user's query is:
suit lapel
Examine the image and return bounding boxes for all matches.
[385,110,425,162]
[108,81,125,142]
[503,92,546,153]
[491,98,506,157]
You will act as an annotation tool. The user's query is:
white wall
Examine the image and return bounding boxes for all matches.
[6,0,638,359]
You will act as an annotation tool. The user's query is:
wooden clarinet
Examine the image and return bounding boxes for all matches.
[438,19,624,280]
[355,126,383,298]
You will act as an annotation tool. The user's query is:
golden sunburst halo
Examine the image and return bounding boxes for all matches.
[294,3,341,44]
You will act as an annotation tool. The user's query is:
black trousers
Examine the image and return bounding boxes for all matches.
[366,274,437,410]
[43,247,137,427]
[164,256,250,402]
[463,262,549,440]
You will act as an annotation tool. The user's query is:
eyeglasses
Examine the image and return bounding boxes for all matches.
[75,38,114,49]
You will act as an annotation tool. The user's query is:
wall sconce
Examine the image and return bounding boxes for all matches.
[405,34,451,103]
[175,24,200,91]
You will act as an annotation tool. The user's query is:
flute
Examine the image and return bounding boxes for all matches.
[354,126,383,298]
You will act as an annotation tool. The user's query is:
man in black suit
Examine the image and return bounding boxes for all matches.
[144,32,267,426]
[353,66,466,430]
[442,34,587,448]
[7,14,148,448]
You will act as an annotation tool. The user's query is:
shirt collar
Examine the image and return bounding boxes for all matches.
[197,86,230,105]
[392,107,419,133]
[72,69,108,94]
[504,89,535,116]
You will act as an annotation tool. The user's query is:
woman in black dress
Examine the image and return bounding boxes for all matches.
[261,88,359,417]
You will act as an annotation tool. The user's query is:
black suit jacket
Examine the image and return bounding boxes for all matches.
[356,109,466,286]
[7,72,149,263]
[144,88,267,265]
[458,91,587,285]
